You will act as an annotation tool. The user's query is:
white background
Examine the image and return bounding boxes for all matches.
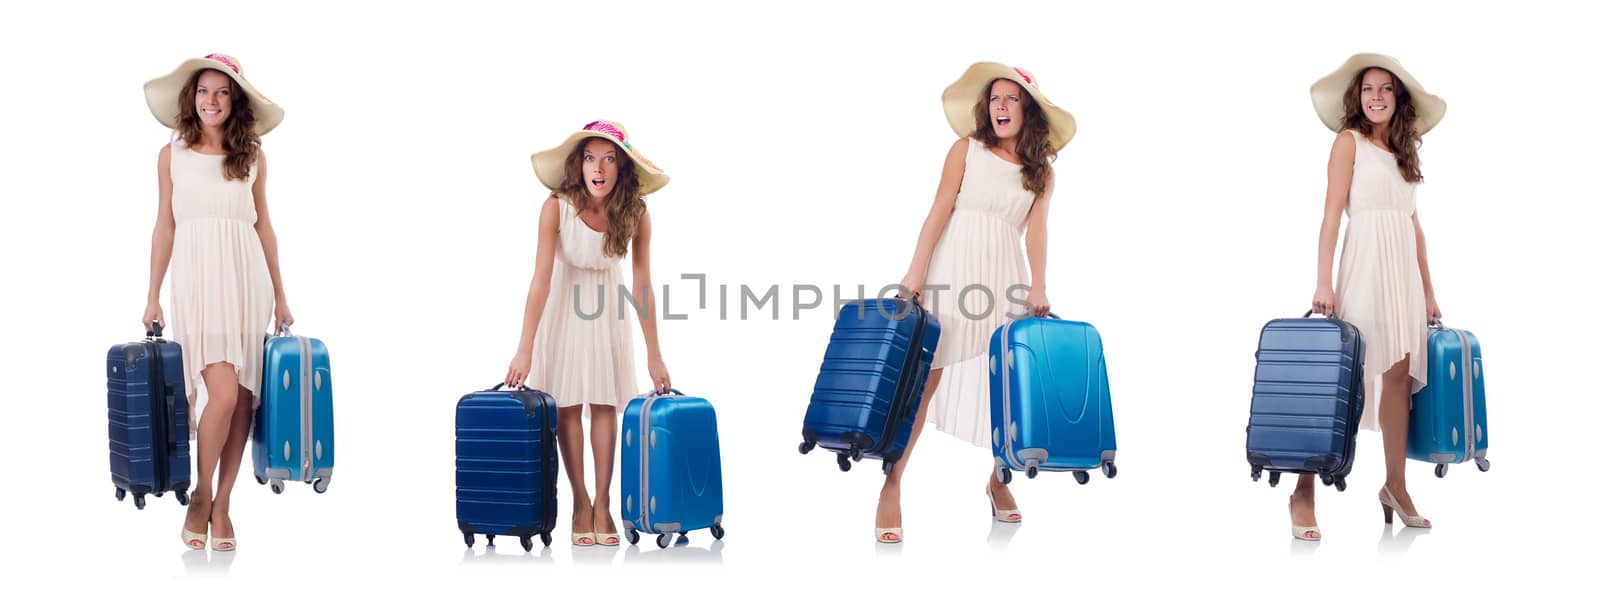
[1,0,1594,591]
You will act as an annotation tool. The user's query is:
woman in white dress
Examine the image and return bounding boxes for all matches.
[141,53,291,551]
[876,63,1074,544]
[506,121,673,547]
[1296,53,1445,541]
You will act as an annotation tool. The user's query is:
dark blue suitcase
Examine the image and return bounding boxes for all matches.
[1246,311,1365,491]
[252,325,335,494]
[988,315,1118,484]
[456,384,557,551]
[621,389,726,548]
[107,323,191,509]
[1408,321,1491,478]
[800,297,940,474]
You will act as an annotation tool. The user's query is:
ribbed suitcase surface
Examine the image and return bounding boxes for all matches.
[1246,313,1365,491]
[456,386,557,551]
[800,298,940,474]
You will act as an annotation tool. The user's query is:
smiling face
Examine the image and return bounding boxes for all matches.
[192,70,234,129]
[988,79,1026,139]
[1357,68,1397,126]
[580,138,620,199]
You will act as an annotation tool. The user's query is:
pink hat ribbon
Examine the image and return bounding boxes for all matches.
[1012,67,1033,85]
[206,54,241,74]
[582,120,632,151]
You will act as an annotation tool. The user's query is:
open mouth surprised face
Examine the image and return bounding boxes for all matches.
[582,138,620,199]
[988,78,1024,138]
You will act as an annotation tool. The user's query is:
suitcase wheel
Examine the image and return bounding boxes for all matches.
[134,494,147,510]
[540,532,553,547]
[115,487,126,502]
[626,528,640,545]
[520,536,534,552]
[711,524,725,541]
[1028,466,1042,480]
[176,491,189,506]
[270,479,285,495]
[998,467,1013,484]
[1102,461,1118,479]
[255,475,267,485]
[1476,458,1491,473]
[463,533,475,548]
[849,447,864,462]
[836,453,852,472]
[1250,465,1263,482]
[1435,464,1448,478]
[656,533,672,549]
[1332,478,1347,491]
[798,441,815,455]
[486,534,496,547]
[881,461,895,475]
[1268,471,1281,487]
[1072,470,1088,485]
[312,477,329,494]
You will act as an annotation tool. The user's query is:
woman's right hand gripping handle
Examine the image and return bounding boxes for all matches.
[506,350,533,389]
[1311,285,1338,317]
[143,302,165,334]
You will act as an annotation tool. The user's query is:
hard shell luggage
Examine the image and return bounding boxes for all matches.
[107,323,191,509]
[1246,311,1366,491]
[799,297,940,474]
[621,389,726,548]
[252,325,335,494]
[456,384,558,551]
[1407,321,1491,478]
[988,314,1118,484]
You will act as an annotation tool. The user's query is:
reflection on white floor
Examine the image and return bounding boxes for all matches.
[181,549,236,577]
[621,537,725,565]
[459,545,556,567]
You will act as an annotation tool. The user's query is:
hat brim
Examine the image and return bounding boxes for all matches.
[942,62,1076,150]
[144,58,285,136]
[1311,53,1446,135]
[530,131,670,197]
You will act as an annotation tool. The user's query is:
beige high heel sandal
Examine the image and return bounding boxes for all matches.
[1379,485,1432,528]
[1288,499,1321,541]
[987,486,1021,523]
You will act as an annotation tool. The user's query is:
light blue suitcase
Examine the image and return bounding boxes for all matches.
[989,315,1118,484]
[1407,321,1491,478]
[621,390,725,548]
[252,325,335,494]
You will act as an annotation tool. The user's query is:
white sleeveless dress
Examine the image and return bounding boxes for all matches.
[166,139,276,436]
[922,140,1037,447]
[1335,131,1429,431]
[526,198,640,412]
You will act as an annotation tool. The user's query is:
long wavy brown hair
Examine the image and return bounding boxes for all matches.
[1341,67,1423,184]
[971,80,1057,197]
[554,139,646,258]
[176,69,260,181]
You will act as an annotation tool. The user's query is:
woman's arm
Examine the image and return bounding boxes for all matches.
[632,211,671,394]
[900,137,971,299]
[1021,169,1055,317]
[251,150,294,330]
[505,196,563,388]
[1413,210,1441,321]
[144,145,176,332]
[1313,131,1355,316]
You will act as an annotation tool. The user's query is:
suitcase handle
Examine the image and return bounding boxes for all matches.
[273,323,294,337]
[650,388,684,397]
[146,322,164,339]
[1302,309,1342,321]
